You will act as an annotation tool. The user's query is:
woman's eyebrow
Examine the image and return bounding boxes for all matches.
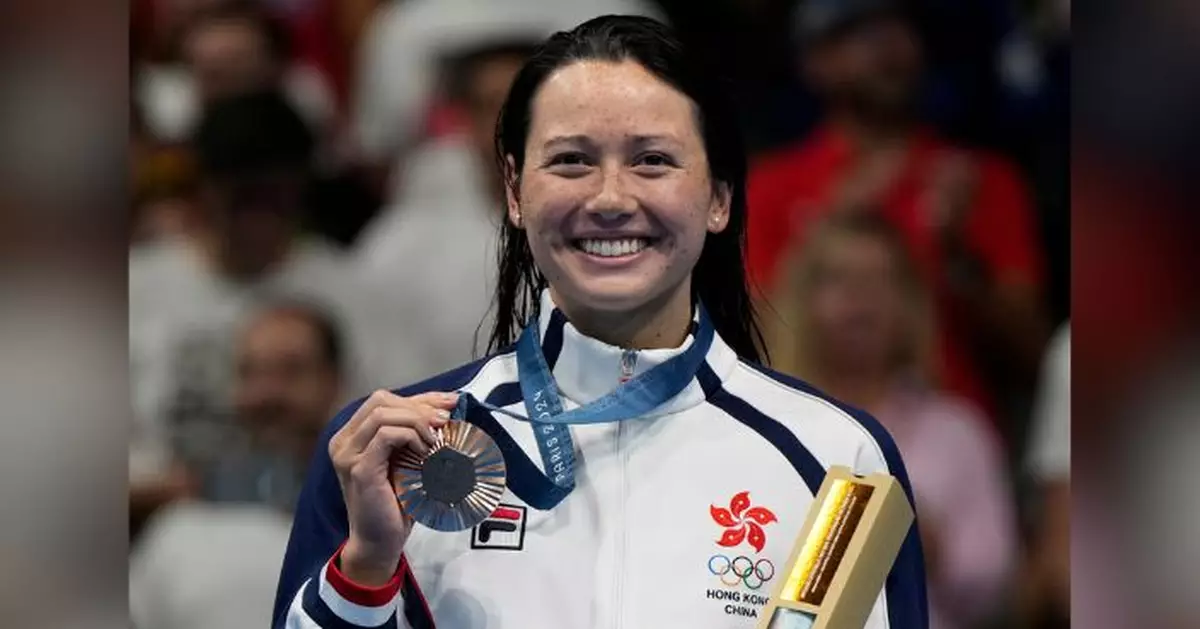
[542,134,596,152]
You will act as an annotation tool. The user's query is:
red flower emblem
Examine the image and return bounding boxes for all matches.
[710,491,777,553]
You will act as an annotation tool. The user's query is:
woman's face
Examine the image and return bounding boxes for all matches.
[807,232,907,372]
[508,60,729,317]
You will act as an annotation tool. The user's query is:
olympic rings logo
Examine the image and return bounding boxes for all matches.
[707,554,775,589]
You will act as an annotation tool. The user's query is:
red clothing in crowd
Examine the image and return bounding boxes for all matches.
[747,125,1044,419]
[138,0,349,107]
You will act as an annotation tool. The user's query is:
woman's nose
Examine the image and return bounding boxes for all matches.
[583,168,637,219]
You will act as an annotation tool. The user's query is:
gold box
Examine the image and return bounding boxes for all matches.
[756,466,914,629]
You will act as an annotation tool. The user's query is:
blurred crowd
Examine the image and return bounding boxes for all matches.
[126,1,1069,629]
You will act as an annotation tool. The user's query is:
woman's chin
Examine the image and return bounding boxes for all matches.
[555,276,662,314]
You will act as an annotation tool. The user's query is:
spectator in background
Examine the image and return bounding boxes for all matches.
[763,213,1017,629]
[129,89,354,494]
[349,38,539,388]
[173,1,381,247]
[130,301,346,629]
[136,0,336,145]
[748,0,1050,441]
[201,300,346,510]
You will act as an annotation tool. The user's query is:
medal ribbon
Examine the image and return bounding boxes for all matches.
[452,304,715,509]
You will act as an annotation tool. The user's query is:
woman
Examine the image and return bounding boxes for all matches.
[763,213,1015,629]
[273,16,926,629]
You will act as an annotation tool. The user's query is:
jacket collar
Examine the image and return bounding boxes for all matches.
[532,289,737,416]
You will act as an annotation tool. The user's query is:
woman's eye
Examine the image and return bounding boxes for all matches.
[543,152,592,178]
[635,152,675,169]
[549,152,589,167]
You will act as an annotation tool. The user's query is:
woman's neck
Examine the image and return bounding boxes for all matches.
[549,282,694,350]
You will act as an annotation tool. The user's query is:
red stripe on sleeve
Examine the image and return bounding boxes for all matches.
[326,541,404,607]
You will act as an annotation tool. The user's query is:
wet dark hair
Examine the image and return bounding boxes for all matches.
[485,15,767,363]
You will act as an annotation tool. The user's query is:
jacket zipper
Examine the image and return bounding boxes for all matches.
[618,349,637,384]
[614,418,627,629]
[615,350,635,627]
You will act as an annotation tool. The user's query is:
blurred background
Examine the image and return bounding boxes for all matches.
[9,0,1200,627]
[124,1,1070,628]
[32,0,1200,627]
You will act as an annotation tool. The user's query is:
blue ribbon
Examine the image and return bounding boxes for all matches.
[452,305,714,509]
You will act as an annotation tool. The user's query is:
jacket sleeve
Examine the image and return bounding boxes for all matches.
[853,415,931,629]
[271,400,408,628]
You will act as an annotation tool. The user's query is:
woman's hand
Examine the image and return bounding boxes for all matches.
[329,389,459,585]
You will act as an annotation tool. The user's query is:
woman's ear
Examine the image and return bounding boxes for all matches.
[504,155,522,228]
[707,182,732,233]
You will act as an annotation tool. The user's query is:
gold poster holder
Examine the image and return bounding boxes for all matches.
[756,466,914,629]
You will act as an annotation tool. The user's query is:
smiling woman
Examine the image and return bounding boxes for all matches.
[489,17,761,357]
[498,58,728,350]
[273,15,928,629]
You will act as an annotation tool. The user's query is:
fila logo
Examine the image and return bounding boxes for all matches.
[470,504,527,551]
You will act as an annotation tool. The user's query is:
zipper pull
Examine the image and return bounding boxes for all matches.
[618,349,637,384]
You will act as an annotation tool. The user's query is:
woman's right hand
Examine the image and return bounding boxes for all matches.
[329,389,460,585]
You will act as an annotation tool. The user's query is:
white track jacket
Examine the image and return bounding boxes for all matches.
[273,291,928,629]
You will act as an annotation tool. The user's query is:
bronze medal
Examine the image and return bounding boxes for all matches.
[393,420,507,532]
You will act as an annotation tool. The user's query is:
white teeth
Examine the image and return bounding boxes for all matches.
[578,238,649,257]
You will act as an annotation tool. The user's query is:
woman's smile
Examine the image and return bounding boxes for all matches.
[573,236,654,258]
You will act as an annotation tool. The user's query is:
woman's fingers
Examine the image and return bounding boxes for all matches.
[331,390,399,457]
[344,404,448,455]
[406,390,463,410]
[341,390,457,434]
[332,390,459,457]
[356,425,434,478]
